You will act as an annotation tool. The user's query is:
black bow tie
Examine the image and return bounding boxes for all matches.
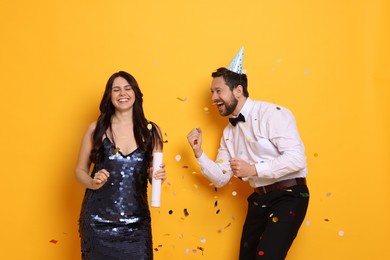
[229,113,245,126]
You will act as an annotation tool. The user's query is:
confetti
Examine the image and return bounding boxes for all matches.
[224,222,232,229]
[314,153,319,157]
[147,123,152,130]
[49,239,58,244]
[216,209,220,214]
[300,192,310,198]
[175,155,181,161]
[168,210,173,215]
[326,192,332,197]
[200,238,206,243]
[203,107,209,112]
[177,97,188,101]
[272,217,279,223]
[258,250,265,256]
[232,191,237,196]
[289,210,296,217]
[306,220,311,226]
[184,208,189,217]
[214,201,218,207]
[338,230,345,236]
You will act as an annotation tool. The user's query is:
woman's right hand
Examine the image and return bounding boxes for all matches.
[91,169,110,190]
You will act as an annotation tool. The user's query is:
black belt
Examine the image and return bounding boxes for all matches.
[254,178,307,195]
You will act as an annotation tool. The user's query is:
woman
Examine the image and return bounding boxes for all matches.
[75,71,166,259]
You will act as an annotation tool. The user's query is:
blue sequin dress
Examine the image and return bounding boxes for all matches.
[79,138,152,260]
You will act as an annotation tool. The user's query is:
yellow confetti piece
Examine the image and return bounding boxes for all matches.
[203,107,209,112]
[272,217,279,223]
[147,123,152,130]
[218,159,223,163]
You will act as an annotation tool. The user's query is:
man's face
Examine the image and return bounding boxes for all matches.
[210,76,238,116]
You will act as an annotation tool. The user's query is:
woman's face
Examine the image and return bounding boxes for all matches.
[110,76,135,112]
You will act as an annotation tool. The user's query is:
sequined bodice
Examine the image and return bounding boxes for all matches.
[81,137,150,223]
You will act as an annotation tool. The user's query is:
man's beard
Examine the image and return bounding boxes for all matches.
[221,96,238,116]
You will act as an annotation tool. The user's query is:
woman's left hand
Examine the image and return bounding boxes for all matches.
[150,163,167,182]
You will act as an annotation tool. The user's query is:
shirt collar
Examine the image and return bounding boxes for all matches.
[237,98,254,119]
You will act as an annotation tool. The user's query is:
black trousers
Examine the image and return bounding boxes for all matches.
[239,185,309,260]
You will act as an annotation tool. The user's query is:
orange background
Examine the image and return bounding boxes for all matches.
[0,0,389,259]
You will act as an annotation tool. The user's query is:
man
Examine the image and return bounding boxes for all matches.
[187,47,309,260]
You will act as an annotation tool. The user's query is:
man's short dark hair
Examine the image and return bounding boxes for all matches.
[211,67,249,97]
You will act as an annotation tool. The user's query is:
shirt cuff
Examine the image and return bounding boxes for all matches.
[196,151,207,164]
[255,161,270,177]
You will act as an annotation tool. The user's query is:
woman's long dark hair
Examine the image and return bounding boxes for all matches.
[90,71,163,165]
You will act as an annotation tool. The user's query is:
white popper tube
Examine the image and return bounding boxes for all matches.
[151,152,163,207]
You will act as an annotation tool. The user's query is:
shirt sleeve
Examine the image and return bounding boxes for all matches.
[254,106,307,179]
[196,136,233,187]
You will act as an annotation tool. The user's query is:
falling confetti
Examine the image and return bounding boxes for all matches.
[306,220,311,226]
[338,230,345,236]
[175,155,181,161]
[216,209,220,214]
[214,201,218,207]
[49,239,58,244]
[326,192,332,197]
[184,208,189,217]
[168,210,173,215]
[272,217,279,223]
[314,153,319,157]
[200,238,206,243]
[232,191,237,196]
[177,97,188,101]
[147,123,152,130]
[154,245,162,251]
[203,107,209,112]
[258,250,265,256]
